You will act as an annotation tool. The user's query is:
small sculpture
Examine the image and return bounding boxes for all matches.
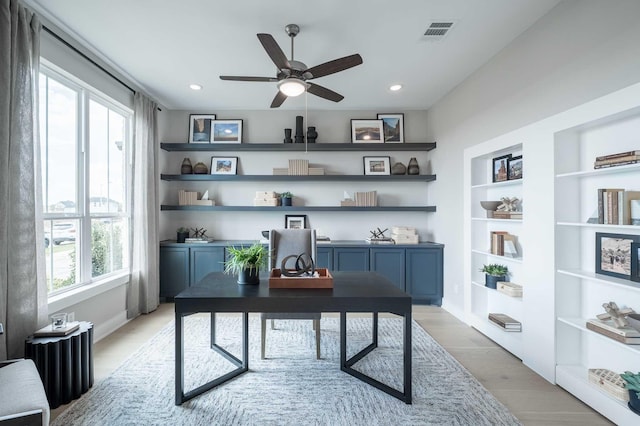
[181,158,192,174]
[190,228,207,239]
[280,252,316,277]
[407,157,419,175]
[369,227,389,240]
[391,162,406,175]
[497,197,520,212]
[596,301,636,328]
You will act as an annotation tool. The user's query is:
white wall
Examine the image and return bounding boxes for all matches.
[158,109,434,242]
[427,0,640,316]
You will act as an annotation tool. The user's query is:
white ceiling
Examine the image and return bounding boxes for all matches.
[28,0,560,111]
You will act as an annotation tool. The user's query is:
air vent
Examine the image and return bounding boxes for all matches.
[423,21,456,41]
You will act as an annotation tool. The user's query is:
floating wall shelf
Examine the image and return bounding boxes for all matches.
[160,142,436,152]
[160,174,437,182]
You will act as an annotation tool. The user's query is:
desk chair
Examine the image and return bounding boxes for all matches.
[261,229,321,359]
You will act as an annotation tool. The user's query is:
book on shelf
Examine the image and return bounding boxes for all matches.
[597,189,640,224]
[34,321,80,337]
[586,318,640,344]
[488,313,522,331]
[594,159,640,169]
[496,281,523,297]
[365,238,395,244]
[595,150,640,161]
[492,211,522,219]
[490,231,518,257]
[184,238,214,243]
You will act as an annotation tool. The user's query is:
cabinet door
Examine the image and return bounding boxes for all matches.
[370,248,405,290]
[316,246,333,270]
[406,248,443,305]
[190,246,225,285]
[333,247,370,271]
[159,247,189,299]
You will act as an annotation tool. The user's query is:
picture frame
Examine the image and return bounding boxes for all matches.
[595,232,640,280]
[351,119,384,143]
[211,119,242,143]
[492,154,511,183]
[188,114,216,143]
[376,113,404,143]
[210,156,238,175]
[285,214,307,229]
[631,242,640,282]
[508,155,523,180]
[363,156,391,175]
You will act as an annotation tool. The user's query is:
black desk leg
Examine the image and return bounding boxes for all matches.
[404,310,412,404]
[175,312,184,405]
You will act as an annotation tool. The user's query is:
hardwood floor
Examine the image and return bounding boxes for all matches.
[52,304,611,425]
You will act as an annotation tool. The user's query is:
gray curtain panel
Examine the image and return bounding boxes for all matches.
[0,1,47,360]
[127,92,160,318]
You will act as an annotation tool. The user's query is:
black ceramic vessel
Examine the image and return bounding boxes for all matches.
[307,126,317,143]
[294,116,304,143]
[238,267,260,285]
[284,128,292,143]
[485,274,505,289]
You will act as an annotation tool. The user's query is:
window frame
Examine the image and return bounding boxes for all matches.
[40,61,133,296]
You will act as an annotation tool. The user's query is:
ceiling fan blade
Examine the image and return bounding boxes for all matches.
[270,91,287,108]
[307,82,344,102]
[306,54,363,79]
[219,76,278,82]
[257,33,291,70]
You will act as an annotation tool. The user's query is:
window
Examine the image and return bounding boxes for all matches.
[40,64,132,295]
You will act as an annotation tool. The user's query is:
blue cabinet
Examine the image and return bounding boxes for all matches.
[159,247,189,299]
[333,247,370,271]
[316,246,333,270]
[160,245,224,300]
[406,248,443,305]
[371,248,406,290]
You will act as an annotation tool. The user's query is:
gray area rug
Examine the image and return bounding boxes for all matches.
[53,316,521,425]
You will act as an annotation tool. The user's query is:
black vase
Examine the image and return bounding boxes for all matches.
[238,267,260,285]
[181,158,192,174]
[284,128,293,143]
[177,231,189,243]
[281,196,292,206]
[407,157,420,175]
[485,274,505,289]
[294,115,304,143]
[629,389,640,416]
[307,126,317,143]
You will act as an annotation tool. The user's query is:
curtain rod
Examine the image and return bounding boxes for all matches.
[42,25,162,111]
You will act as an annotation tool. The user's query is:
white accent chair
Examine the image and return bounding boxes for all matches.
[261,229,321,359]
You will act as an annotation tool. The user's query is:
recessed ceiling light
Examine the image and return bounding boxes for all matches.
[189,84,202,90]
[389,84,402,91]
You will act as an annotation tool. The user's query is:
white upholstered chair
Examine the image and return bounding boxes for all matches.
[261,229,321,359]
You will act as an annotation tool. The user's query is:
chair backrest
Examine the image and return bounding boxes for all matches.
[269,229,317,270]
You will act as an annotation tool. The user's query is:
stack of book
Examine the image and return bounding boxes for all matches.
[34,321,80,337]
[490,231,518,257]
[586,318,640,344]
[594,150,640,169]
[178,190,214,206]
[492,211,523,220]
[354,191,377,207]
[597,188,640,225]
[365,237,394,244]
[488,313,522,332]
[496,281,523,297]
[391,226,418,244]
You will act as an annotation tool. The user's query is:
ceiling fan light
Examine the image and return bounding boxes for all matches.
[278,79,306,97]
[389,84,402,91]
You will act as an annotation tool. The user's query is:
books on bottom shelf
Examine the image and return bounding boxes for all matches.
[586,318,640,344]
[490,231,518,257]
[488,313,522,332]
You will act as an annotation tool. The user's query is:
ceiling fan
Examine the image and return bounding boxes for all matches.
[220,24,363,108]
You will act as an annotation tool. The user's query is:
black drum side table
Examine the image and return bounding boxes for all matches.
[25,321,94,408]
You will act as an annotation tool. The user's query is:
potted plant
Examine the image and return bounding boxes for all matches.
[280,191,293,207]
[621,371,640,415]
[479,264,509,289]
[176,227,189,243]
[224,243,269,285]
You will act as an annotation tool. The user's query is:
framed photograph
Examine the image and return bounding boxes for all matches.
[363,156,391,175]
[351,119,384,143]
[492,154,511,183]
[210,156,238,175]
[211,119,242,143]
[377,113,404,143]
[595,232,640,280]
[188,114,215,143]
[631,242,640,282]
[285,214,307,229]
[508,155,523,180]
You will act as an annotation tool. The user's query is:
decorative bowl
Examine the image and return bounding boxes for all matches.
[627,313,640,332]
[480,201,501,211]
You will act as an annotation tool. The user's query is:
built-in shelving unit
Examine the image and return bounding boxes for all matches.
[464,143,524,359]
[554,101,640,425]
[160,142,436,152]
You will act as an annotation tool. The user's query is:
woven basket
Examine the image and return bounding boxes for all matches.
[588,368,629,402]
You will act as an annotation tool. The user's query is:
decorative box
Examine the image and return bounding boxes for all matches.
[588,368,629,402]
[268,268,333,289]
[496,281,523,297]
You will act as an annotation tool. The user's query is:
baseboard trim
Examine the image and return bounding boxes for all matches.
[94,311,129,343]
[440,300,465,323]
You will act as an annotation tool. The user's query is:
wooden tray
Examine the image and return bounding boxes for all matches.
[269,268,334,289]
